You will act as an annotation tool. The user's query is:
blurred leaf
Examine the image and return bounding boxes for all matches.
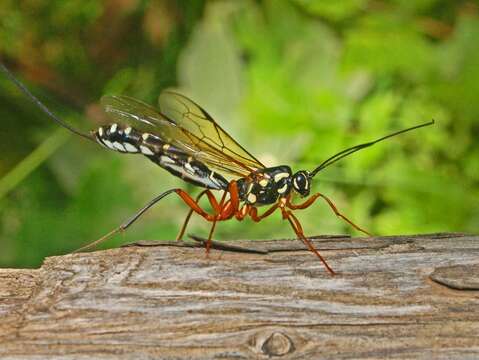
[342,13,436,81]
[292,0,366,21]
[177,1,244,122]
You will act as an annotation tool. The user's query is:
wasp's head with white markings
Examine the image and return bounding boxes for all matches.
[292,170,311,197]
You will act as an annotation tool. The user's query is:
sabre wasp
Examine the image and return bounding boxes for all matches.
[1,62,434,275]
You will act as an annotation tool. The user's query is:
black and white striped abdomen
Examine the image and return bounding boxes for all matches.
[93,123,229,190]
[94,123,145,154]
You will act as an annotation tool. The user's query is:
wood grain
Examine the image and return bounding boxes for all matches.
[0,233,478,359]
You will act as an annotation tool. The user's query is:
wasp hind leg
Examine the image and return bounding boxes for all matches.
[73,188,221,254]
[176,189,214,242]
[73,188,180,253]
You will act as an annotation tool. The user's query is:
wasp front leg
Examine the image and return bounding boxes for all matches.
[245,198,336,275]
[287,193,372,236]
[281,208,336,275]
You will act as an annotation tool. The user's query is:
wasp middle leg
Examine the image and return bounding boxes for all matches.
[240,198,336,275]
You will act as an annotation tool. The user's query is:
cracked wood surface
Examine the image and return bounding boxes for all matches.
[0,233,478,359]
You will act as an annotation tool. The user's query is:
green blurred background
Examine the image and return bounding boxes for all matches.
[0,0,478,268]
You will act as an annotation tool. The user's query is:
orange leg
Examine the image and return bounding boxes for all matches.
[176,189,223,241]
[176,190,207,241]
[235,204,251,221]
[176,181,241,255]
[174,189,219,221]
[219,180,240,220]
[287,193,372,236]
[241,199,336,275]
[205,190,228,255]
[248,203,280,222]
[283,209,336,275]
[227,180,239,208]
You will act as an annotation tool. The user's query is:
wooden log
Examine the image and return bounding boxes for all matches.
[0,233,478,359]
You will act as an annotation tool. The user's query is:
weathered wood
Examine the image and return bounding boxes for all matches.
[0,233,478,359]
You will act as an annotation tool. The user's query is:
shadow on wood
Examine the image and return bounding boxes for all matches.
[1,233,478,359]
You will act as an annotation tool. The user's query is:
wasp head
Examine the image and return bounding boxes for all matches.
[292,170,311,197]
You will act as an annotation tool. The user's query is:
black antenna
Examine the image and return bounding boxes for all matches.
[309,120,435,178]
[0,62,95,142]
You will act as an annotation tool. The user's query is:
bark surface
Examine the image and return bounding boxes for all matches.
[1,233,478,359]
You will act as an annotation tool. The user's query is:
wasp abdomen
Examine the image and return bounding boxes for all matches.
[94,123,172,155]
[94,123,228,190]
[94,123,143,153]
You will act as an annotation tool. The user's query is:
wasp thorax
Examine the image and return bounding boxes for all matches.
[292,170,311,197]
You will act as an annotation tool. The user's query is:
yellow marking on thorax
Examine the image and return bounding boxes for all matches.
[277,183,288,194]
[259,179,268,187]
[274,172,290,182]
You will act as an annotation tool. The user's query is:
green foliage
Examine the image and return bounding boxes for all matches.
[0,0,478,267]
[293,0,366,21]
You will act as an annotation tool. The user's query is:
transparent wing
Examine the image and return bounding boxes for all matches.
[101,93,265,177]
[101,95,166,131]
[158,91,265,174]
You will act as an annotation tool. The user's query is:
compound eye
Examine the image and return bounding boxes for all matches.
[296,174,306,189]
[293,172,308,193]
